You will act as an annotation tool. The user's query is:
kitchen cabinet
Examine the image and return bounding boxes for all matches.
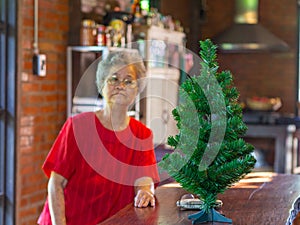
[139,67,181,145]
[132,25,186,70]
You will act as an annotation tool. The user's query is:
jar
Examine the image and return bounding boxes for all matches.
[80,19,96,46]
[96,25,106,46]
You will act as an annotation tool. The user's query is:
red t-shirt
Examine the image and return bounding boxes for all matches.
[38,112,159,225]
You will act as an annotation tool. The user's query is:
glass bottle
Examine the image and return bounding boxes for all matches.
[132,0,142,24]
[96,24,106,46]
[80,19,96,46]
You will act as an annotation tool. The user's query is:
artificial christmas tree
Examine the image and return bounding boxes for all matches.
[158,39,256,224]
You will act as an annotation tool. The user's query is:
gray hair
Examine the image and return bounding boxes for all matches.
[96,50,146,94]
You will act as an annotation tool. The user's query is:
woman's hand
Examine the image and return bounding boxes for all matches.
[134,189,155,207]
[134,177,155,208]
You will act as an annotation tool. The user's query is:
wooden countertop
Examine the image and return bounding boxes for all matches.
[100,172,300,225]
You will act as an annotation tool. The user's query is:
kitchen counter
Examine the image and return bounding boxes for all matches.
[243,111,300,125]
[243,111,299,173]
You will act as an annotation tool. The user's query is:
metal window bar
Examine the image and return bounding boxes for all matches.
[0,15,5,225]
[0,21,4,31]
[0,0,16,224]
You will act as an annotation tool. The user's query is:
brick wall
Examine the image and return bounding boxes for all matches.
[162,0,298,114]
[17,0,69,224]
[210,0,298,114]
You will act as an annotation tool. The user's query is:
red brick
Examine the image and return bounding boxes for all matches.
[22,17,33,27]
[23,0,33,5]
[45,94,57,102]
[22,60,32,71]
[19,206,36,218]
[22,7,34,19]
[20,153,40,165]
[20,146,34,154]
[55,3,68,12]
[21,172,46,187]
[28,95,46,104]
[20,136,33,147]
[19,197,28,208]
[20,164,36,176]
[28,191,47,205]
[40,83,56,92]
[20,126,34,136]
[22,106,40,115]
[20,116,34,126]
[22,82,41,92]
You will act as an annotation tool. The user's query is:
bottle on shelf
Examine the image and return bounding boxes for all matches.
[80,19,97,46]
[105,26,113,47]
[131,0,141,16]
[131,0,143,24]
[96,24,107,46]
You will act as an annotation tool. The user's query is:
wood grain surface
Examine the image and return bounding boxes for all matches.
[100,172,300,225]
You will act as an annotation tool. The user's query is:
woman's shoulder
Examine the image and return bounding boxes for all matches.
[130,117,152,137]
[69,112,97,129]
[71,112,95,120]
[130,117,149,129]
[68,112,96,125]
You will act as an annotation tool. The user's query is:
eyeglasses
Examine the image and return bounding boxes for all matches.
[106,75,137,89]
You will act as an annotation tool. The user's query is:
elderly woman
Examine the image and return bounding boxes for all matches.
[38,51,159,225]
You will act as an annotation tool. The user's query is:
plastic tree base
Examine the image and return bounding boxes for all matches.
[188,208,232,224]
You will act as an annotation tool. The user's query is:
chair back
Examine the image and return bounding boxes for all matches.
[286,195,300,225]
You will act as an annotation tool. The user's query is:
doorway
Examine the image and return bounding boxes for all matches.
[0,0,17,224]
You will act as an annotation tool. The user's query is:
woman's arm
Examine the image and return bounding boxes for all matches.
[134,176,155,208]
[48,171,68,225]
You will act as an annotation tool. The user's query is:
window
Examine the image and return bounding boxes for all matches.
[0,0,16,224]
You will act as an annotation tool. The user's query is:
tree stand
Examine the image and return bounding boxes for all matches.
[188,208,232,224]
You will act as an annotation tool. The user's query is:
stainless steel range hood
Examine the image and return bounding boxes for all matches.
[213,0,289,53]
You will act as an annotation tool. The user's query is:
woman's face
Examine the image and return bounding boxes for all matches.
[102,64,138,107]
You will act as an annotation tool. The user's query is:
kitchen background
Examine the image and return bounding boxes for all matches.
[5,0,298,224]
